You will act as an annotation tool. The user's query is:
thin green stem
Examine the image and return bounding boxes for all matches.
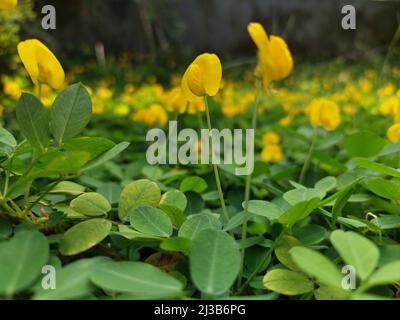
[299,130,317,185]
[3,156,13,197]
[236,229,286,295]
[38,82,43,101]
[237,78,262,289]
[204,96,229,223]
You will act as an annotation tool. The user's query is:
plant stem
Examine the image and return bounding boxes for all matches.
[237,78,262,289]
[299,130,317,185]
[236,229,286,295]
[38,82,43,101]
[203,96,229,223]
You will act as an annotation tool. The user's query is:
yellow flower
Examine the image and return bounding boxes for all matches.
[306,99,341,131]
[279,116,292,127]
[181,53,222,101]
[0,0,17,10]
[262,145,283,163]
[248,22,293,88]
[17,39,65,89]
[344,104,356,115]
[379,97,399,117]
[3,81,21,100]
[114,104,130,116]
[97,86,113,100]
[387,123,400,143]
[187,97,206,114]
[132,104,168,126]
[167,88,187,114]
[263,131,280,145]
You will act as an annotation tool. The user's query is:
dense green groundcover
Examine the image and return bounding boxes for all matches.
[1,69,400,300]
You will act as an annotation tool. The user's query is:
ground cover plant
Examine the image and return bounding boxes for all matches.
[1,0,400,300]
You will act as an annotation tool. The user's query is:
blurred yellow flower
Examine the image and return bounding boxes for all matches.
[132,104,168,126]
[114,104,130,116]
[262,144,283,163]
[17,39,65,89]
[344,104,356,115]
[305,98,341,131]
[0,0,17,10]
[181,53,222,101]
[387,123,400,143]
[3,81,21,100]
[187,98,206,114]
[379,97,399,117]
[97,86,113,100]
[279,116,292,127]
[263,131,280,145]
[167,88,187,114]
[247,22,293,88]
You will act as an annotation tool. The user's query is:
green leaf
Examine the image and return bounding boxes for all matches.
[59,218,112,256]
[373,216,400,230]
[129,206,173,238]
[331,182,353,225]
[180,176,208,193]
[160,190,187,212]
[283,188,325,206]
[90,261,183,298]
[290,246,342,288]
[330,230,379,280]
[160,237,192,256]
[49,181,85,195]
[314,285,350,300]
[34,257,109,300]
[118,179,161,221]
[190,229,240,295]
[263,269,314,296]
[159,190,187,227]
[275,236,303,271]
[245,200,284,220]
[315,176,337,193]
[365,178,400,201]
[366,261,400,288]
[16,93,50,151]
[70,192,111,217]
[343,131,385,157]
[293,225,327,245]
[279,198,320,225]
[353,158,400,177]
[0,219,12,240]
[0,230,49,296]
[50,83,92,144]
[64,137,115,160]
[0,127,17,155]
[81,141,130,172]
[179,213,221,240]
[97,182,121,205]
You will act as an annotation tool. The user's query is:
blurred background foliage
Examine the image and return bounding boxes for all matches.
[2,0,399,67]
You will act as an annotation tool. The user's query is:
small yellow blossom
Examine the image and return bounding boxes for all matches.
[263,132,280,145]
[17,39,65,89]
[181,53,222,101]
[262,145,283,163]
[247,22,293,88]
[167,88,187,114]
[305,98,341,131]
[387,123,400,143]
[3,81,21,100]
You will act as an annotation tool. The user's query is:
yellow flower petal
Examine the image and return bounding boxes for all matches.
[17,39,65,89]
[181,53,222,100]
[0,0,17,10]
[247,22,269,52]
